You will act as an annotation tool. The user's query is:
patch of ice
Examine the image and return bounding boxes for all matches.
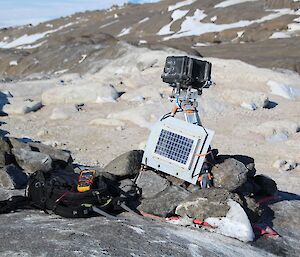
[138,17,150,24]
[0,33,47,49]
[288,22,300,32]
[205,200,255,242]
[193,42,211,47]
[18,40,46,49]
[54,69,69,75]
[168,0,196,12]
[138,40,147,44]
[215,0,259,8]
[266,132,289,142]
[267,80,300,100]
[99,20,119,28]
[269,32,291,39]
[117,27,131,37]
[237,31,244,37]
[79,54,87,64]
[9,60,18,66]
[210,16,218,22]
[241,102,257,110]
[158,9,189,35]
[163,8,298,40]
[0,22,75,49]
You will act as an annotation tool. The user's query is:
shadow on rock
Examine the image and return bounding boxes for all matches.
[252,191,300,257]
[0,91,9,116]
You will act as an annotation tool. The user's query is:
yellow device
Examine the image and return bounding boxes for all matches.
[77,169,96,193]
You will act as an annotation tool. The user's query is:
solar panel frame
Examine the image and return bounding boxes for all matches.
[142,117,214,184]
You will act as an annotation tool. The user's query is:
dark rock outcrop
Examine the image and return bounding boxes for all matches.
[0,164,28,189]
[211,158,249,192]
[138,186,190,217]
[136,170,170,199]
[12,148,52,173]
[28,142,73,165]
[175,188,235,220]
[104,150,143,178]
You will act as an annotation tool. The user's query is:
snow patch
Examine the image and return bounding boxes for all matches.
[163,8,299,40]
[168,0,196,12]
[99,20,119,28]
[237,31,244,37]
[118,27,131,37]
[138,17,150,24]
[215,0,259,8]
[0,22,75,49]
[288,22,300,32]
[9,60,18,66]
[270,18,300,39]
[54,69,69,75]
[158,10,189,35]
[210,16,218,22]
[270,32,291,39]
[18,40,46,49]
[138,40,147,45]
[205,200,255,242]
[267,80,300,100]
[79,54,87,64]
[193,42,211,47]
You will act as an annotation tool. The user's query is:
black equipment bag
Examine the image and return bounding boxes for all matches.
[27,170,113,218]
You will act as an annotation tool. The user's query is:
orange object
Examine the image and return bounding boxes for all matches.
[77,169,96,193]
[194,151,212,157]
[185,109,195,113]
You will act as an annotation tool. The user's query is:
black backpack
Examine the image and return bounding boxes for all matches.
[27,170,115,218]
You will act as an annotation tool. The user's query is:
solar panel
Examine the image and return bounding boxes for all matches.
[154,129,194,165]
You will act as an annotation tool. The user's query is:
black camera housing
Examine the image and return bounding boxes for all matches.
[161,56,212,89]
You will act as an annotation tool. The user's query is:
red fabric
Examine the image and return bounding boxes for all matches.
[253,224,280,238]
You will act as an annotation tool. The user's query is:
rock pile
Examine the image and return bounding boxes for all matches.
[0,138,279,242]
[0,136,72,190]
[101,149,278,242]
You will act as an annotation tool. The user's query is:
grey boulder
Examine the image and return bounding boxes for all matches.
[104,150,143,178]
[138,185,190,217]
[12,148,52,173]
[28,142,73,164]
[0,164,28,189]
[0,188,26,201]
[136,170,170,199]
[7,137,31,151]
[212,158,248,192]
[118,179,140,198]
[0,137,11,166]
[175,188,234,220]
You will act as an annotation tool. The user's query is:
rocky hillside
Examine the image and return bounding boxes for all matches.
[0,0,300,80]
